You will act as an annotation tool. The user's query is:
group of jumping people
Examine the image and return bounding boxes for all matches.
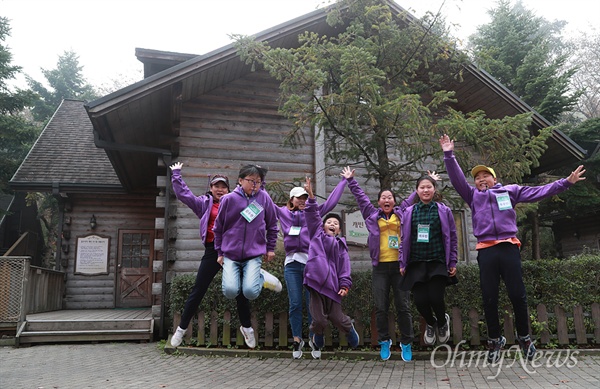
[169,134,586,363]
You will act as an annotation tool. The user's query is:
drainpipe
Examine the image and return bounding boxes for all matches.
[52,182,65,272]
[93,130,173,339]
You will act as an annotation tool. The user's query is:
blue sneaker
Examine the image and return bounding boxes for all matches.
[401,342,412,362]
[379,339,392,361]
[312,333,324,349]
[346,322,359,348]
[518,335,537,361]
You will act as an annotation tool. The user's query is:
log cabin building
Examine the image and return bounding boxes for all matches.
[9,0,586,339]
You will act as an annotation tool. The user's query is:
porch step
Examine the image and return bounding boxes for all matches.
[16,318,154,345]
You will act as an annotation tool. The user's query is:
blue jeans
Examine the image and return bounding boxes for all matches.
[284,261,311,340]
[222,256,263,300]
[373,262,414,344]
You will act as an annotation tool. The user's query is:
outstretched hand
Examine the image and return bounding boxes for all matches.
[427,170,441,181]
[439,134,454,152]
[304,176,315,199]
[341,166,355,180]
[567,165,586,184]
[170,162,183,171]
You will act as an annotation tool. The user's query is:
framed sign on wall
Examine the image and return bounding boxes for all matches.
[75,234,110,275]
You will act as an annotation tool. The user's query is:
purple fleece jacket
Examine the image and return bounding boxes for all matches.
[303,198,352,304]
[444,150,573,242]
[171,169,213,245]
[213,185,278,261]
[347,177,417,266]
[398,202,458,270]
[276,178,347,256]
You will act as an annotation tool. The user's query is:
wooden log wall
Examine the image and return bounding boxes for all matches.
[61,193,162,309]
[165,70,374,274]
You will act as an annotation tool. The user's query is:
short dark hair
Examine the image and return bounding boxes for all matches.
[415,176,443,203]
[238,164,268,181]
[323,212,342,226]
[378,188,397,202]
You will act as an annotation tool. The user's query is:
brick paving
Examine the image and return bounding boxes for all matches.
[1,343,599,389]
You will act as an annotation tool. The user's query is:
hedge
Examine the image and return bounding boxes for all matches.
[169,252,600,344]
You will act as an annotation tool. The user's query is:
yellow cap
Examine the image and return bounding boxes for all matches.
[471,165,496,178]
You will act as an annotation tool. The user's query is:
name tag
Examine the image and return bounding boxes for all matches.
[417,224,430,243]
[495,192,512,210]
[241,201,264,222]
[289,226,301,236]
[388,236,399,249]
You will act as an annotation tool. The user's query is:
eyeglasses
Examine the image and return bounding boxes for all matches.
[243,178,261,186]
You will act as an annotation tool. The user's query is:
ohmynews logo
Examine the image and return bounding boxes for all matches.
[430,341,579,380]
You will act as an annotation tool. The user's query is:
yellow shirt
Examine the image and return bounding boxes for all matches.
[378,214,400,262]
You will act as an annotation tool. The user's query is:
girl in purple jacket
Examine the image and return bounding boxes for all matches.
[303,177,359,359]
[399,176,458,348]
[276,178,348,359]
[440,134,586,364]
[214,164,279,349]
[169,162,230,347]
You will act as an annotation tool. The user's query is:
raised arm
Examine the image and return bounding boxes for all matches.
[343,166,378,220]
[439,134,474,204]
[318,175,348,215]
[170,162,207,216]
[304,177,321,239]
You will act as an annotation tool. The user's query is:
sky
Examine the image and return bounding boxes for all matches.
[1,0,598,91]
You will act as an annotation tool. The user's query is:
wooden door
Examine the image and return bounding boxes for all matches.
[116,230,154,308]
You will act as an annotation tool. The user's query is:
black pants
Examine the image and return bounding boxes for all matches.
[412,276,447,327]
[477,242,529,338]
[178,243,251,329]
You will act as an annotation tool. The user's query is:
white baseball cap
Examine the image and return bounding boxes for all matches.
[289,187,308,199]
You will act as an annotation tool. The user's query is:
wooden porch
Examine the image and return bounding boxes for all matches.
[16,308,154,346]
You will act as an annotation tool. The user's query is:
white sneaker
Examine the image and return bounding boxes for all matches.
[292,339,304,359]
[240,326,256,348]
[309,338,321,359]
[171,326,186,347]
[437,313,451,344]
[260,268,282,292]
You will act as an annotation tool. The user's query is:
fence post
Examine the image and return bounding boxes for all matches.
[197,311,205,345]
[573,305,587,345]
[354,310,365,346]
[210,310,219,346]
[278,312,288,348]
[468,308,481,346]
[222,311,231,346]
[451,306,462,345]
[503,305,515,344]
[555,305,569,345]
[536,304,550,345]
[264,312,274,347]
[370,309,378,346]
[592,302,600,344]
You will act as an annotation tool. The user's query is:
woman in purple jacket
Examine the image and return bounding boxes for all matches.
[169,162,231,347]
[276,178,347,359]
[399,176,458,348]
[440,134,586,364]
[303,177,359,359]
[343,166,441,361]
[214,164,279,349]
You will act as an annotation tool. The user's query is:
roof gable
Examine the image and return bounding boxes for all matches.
[10,99,122,193]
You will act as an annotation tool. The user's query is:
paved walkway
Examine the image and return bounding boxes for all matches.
[1,343,599,388]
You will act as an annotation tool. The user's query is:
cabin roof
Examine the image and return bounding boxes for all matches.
[10,99,123,194]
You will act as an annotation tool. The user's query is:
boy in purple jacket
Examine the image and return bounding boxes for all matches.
[303,177,359,359]
[276,177,348,359]
[214,164,279,349]
[440,134,586,363]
